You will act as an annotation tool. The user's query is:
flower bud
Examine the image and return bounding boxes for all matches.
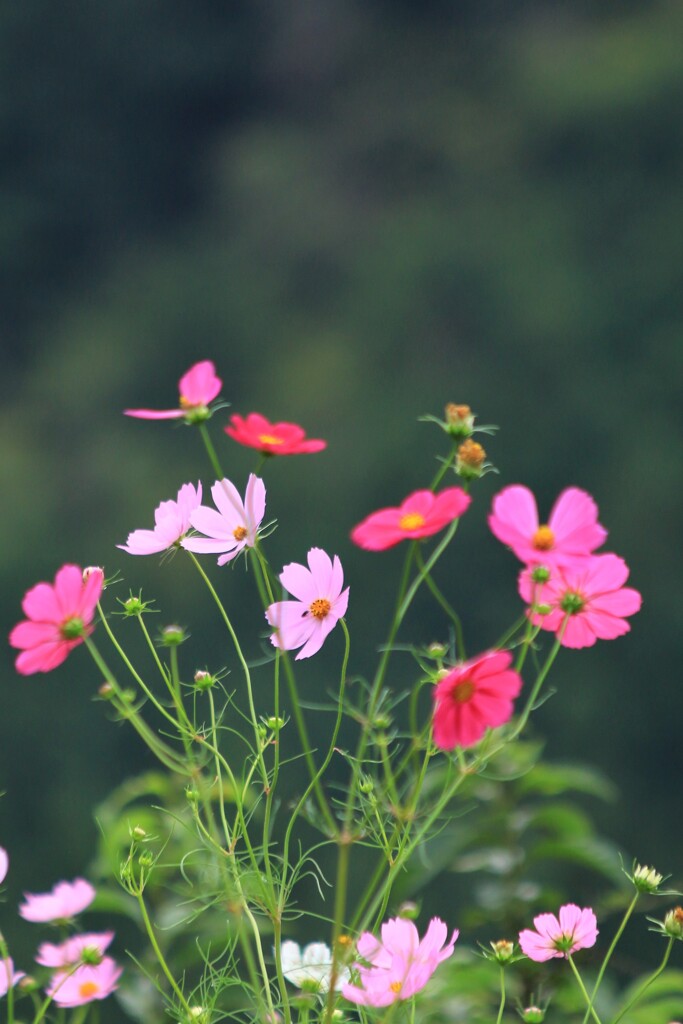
[264,716,285,731]
[490,939,515,964]
[456,439,487,480]
[373,713,392,730]
[426,642,448,659]
[83,566,105,582]
[194,670,215,691]
[664,907,683,938]
[534,603,552,616]
[398,901,420,920]
[520,1008,545,1023]
[530,565,551,584]
[185,786,200,804]
[632,863,664,893]
[80,944,104,966]
[161,624,187,647]
[131,826,147,841]
[187,1007,210,1024]
[122,595,146,616]
[98,682,115,699]
[359,775,374,795]
[138,851,154,869]
[444,403,475,438]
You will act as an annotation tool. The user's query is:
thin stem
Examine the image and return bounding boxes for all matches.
[495,966,506,1024]
[414,546,465,658]
[199,422,225,479]
[567,954,603,1024]
[136,890,194,1017]
[610,937,674,1024]
[581,893,639,1024]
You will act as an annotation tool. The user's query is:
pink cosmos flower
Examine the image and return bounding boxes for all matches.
[266,548,349,660]
[182,474,265,565]
[518,553,642,649]
[225,412,327,455]
[351,487,471,551]
[432,650,523,750]
[47,957,122,1007]
[0,848,8,884]
[342,917,458,1007]
[36,932,114,968]
[19,879,96,922]
[0,958,24,997]
[519,904,598,962]
[124,360,222,420]
[488,485,607,567]
[118,482,202,555]
[10,566,104,676]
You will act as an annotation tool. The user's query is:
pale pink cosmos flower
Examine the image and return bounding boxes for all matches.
[266,548,349,660]
[19,879,95,922]
[432,650,523,750]
[0,958,24,997]
[519,904,598,962]
[519,553,641,648]
[47,957,122,1007]
[280,940,349,993]
[118,482,202,555]
[124,360,222,420]
[182,475,266,565]
[343,917,458,1007]
[489,485,607,567]
[351,487,471,551]
[36,931,114,968]
[10,565,104,675]
[0,847,8,884]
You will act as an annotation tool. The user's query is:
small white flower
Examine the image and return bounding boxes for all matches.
[280,941,348,993]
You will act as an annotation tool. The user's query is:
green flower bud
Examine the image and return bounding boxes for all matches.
[520,1008,545,1023]
[490,939,515,964]
[632,863,664,893]
[161,624,187,646]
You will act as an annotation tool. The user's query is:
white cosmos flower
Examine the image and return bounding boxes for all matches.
[280,941,349,993]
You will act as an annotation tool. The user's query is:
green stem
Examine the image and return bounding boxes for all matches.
[610,937,674,1024]
[581,893,639,1024]
[414,546,465,658]
[567,954,603,1024]
[495,965,506,1024]
[199,422,225,479]
[136,890,194,1017]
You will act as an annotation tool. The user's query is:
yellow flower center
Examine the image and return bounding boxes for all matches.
[399,512,426,531]
[309,598,331,620]
[532,525,555,550]
[390,981,403,994]
[233,526,248,541]
[258,433,283,446]
[454,680,475,703]
[78,981,100,999]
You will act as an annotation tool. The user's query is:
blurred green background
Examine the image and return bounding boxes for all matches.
[1,0,681,983]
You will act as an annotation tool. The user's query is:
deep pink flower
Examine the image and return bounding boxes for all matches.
[519,904,598,962]
[47,957,122,1007]
[19,879,95,922]
[118,482,202,555]
[182,474,265,565]
[266,548,349,660]
[488,485,607,566]
[519,553,642,649]
[124,360,222,420]
[0,958,24,997]
[342,917,458,1007]
[351,487,471,551]
[225,412,326,455]
[432,650,523,750]
[10,566,104,676]
[0,848,8,884]
[36,932,114,968]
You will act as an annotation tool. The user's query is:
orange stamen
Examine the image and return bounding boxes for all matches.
[399,512,426,531]
[258,433,283,446]
[233,526,248,541]
[532,525,555,550]
[454,680,475,703]
[309,598,331,620]
[78,981,100,999]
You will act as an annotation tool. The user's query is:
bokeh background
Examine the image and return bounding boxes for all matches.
[1,0,682,984]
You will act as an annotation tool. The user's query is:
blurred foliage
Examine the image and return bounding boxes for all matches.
[0,0,682,1014]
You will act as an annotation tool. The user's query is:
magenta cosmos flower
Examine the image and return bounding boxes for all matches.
[118,482,202,555]
[266,548,349,660]
[36,931,114,968]
[182,474,265,565]
[489,485,607,567]
[225,412,327,455]
[351,487,471,551]
[47,957,122,1007]
[10,565,104,676]
[519,904,598,962]
[433,650,523,750]
[19,878,95,923]
[0,958,24,997]
[519,553,641,648]
[124,359,222,421]
[343,917,458,1007]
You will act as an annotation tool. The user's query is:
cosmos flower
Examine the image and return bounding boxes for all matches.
[36,932,115,968]
[432,650,523,750]
[519,904,598,962]
[351,487,471,551]
[124,360,222,421]
[266,548,349,660]
[182,475,265,565]
[118,482,202,555]
[342,917,458,1007]
[225,413,326,455]
[280,941,348,993]
[518,553,641,648]
[10,566,104,675]
[19,879,96,923]
[47,957,122,1007]
[488,485,606,567]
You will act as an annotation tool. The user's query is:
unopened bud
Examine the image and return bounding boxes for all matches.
[359,775,374,795]
[373,713,392,730]
[138,851,154,869]
[664,907,683,938]
[456,439,487,480]
[131,826,147,841]
[633,863,664,893]
[122,595,145,616]
[187,1007,210,1024]
[185,786,200,804]
[83,566,104,583]
[427,642,448,659]
[161,625,187,646]
[520,1008,545,1023]
[194,670,215,691]
[530,565,551,584]
[534,603,552,616]
[98,682,114,699]
[264,716,285,731]
[444,403,475,438]
[398,901,420,920]
[80,944,104,966]
[490,939,514,964]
